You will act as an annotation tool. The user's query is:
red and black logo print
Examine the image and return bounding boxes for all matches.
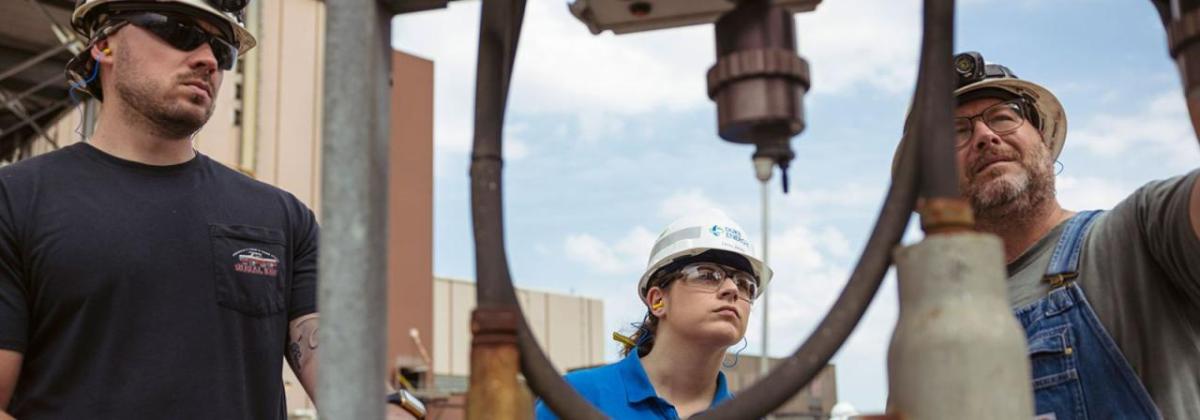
[233,248,280,277]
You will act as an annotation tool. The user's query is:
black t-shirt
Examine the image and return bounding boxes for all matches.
[0,142,318,419]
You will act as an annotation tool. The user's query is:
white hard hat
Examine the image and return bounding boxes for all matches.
[637,209,773,299]
[71,0,256,53]
[892,52,1067,174]
[955,77,1067,160]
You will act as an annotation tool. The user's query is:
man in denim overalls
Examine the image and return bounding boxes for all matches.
[944,52,1200,419]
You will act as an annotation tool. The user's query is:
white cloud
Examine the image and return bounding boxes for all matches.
[659,188,723,220]
[1056,175,1132,210]
[393,0,929,159]
[564,233,625,273]
[564,226,656,274]
[1069,91,1199,170]
[795,0,920,96]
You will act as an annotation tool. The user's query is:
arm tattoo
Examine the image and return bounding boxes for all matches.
[288,314,320,371]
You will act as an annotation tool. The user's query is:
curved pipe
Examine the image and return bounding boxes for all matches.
[470,0,954,419]
[695,0,953,417]
[469,0,606,418]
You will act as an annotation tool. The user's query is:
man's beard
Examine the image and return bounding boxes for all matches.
[961,142,1056,222]
[113,56,214,139]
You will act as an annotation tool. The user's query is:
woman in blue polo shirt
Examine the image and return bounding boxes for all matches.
[536,209,772,419]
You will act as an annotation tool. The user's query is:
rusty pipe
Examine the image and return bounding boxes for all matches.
[467,0,606,418]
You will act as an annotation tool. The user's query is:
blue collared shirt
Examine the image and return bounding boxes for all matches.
[534,351,733,419]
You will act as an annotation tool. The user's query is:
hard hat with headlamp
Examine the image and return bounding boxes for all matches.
[892,51,1068,173]
[638,209,773,301]
[66,0,257,99]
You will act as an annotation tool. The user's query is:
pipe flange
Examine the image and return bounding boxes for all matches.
[919,197,975,234]
[706,48,811,99]
[471,306,519,345]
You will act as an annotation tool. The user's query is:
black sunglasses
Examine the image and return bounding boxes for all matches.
[115,12,239,71]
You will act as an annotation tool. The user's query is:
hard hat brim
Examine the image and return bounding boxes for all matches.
[890,77,1067,176]
[73,0,256,54]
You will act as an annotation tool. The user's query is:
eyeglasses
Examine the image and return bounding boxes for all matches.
[673,262,760,301]
[115,12,239,71]
[954,100,1028,148]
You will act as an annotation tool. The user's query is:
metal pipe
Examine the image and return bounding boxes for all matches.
[888,234,1032,419]
[467,0,606,418]
[912,0,959,201]
[695,0,958,415]
[0,43,71,85]
[317,0,391,418]
[0,90,58,149]
[1,76,62,111]
[237,0,262,175]
[0,98,71,137]
[81,99,97,141]
[757,166,771,381]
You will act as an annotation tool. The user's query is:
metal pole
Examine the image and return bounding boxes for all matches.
[0,43,71,84]
[318,0,391,418]
[754,157,772,419]
[0,98,71,137]
[758,170,770,377]
[81,99,98,140]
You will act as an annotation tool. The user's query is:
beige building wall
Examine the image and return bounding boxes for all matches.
[723,357,838,419]
[433,277,606,379]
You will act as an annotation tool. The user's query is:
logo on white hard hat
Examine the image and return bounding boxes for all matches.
[711,225,750,248]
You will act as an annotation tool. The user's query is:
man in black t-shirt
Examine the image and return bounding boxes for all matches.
[0,1,336,418]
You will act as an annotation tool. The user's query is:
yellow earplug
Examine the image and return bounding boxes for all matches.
[102,47,112,56]
[651,300,665,311]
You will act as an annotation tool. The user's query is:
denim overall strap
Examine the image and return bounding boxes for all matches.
[1014,209,1162,420]
[1043,210,1103,286]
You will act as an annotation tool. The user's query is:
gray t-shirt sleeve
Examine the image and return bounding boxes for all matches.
[1101,169,1200,317]
[1080,169,1200,419]
[1135,169,1200,305]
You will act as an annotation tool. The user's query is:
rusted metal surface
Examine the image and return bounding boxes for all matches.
[466,307,530,419]
[467,0,606,418]
[919,197,975,234]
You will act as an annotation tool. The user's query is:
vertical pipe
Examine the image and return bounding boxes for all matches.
[238,0,261,176]
[467,0,605,417]
[888,235,1033,419]
[912,0,959,201]
[758,178,770,379]
[81,99,97,141]
[318,0,390,418]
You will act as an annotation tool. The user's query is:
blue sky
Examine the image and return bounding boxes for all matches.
[392,0,1199,413]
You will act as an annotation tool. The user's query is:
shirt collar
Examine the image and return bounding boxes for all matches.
[618,351,658,404]
[617,351,736,407]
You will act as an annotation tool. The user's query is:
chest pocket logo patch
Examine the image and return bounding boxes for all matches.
[233,248,280,277]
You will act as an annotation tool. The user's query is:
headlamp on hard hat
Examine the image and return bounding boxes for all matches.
[953,51,1018,90]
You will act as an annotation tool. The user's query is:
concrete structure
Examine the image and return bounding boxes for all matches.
[433,277,606,388]
[722,356,837,419]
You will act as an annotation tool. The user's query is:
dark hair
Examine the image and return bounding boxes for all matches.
[621,312,660,357]
[621,271,681,357]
